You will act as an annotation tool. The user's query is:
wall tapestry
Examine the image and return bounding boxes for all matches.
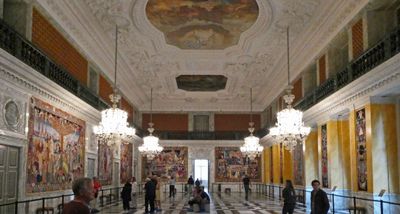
[293,143,304,186]
[356,108,367,191]
[142,147,188,182]
[26,97,85,193]
[98,143,113,185]
[120,142,133,183]
[321,124,329,188]
[215,147,261,182]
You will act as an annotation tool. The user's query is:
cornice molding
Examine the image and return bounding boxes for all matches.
[258,0,369,108]
[302,53,400,125]
[0,49,101,124]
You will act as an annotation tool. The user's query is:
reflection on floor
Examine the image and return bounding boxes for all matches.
[98,192,307,213]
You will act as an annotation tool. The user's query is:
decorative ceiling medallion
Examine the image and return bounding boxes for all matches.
[176,75,227,92]
[145,0,259,50]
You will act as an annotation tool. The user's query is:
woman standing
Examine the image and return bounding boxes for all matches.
[282,180,296,214]
[130,177,137,209]
[155,176,162,211]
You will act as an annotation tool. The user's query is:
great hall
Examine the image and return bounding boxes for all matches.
[0,0,399,213]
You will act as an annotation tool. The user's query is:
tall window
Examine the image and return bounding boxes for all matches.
[193,115,209,131]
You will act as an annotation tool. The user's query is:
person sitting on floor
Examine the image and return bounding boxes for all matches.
[188,186,209,212]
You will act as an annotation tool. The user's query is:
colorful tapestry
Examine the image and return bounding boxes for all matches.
[26,97,85,193]
[321,124,329,188]
[356,108,367,191]
[215,147,261,182]
[142,147,188,182]
[120,143,133,183]
[293,143,304,186]
[98,143,113,185]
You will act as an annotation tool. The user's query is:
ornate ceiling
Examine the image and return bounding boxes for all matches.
[34,0,368,112]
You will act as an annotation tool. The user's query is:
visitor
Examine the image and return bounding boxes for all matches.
[130,176,137,209]
[169,175,176,198]
[120,181,132,212]
[91,177,101,213]
[144,177,156,213]
[154,176,162,211]
[195,178,201,187]
[188,186,209,212]
[242,175,251,200]
[187,175,194,196]
[310,180,330,214]
[63,177,94,214]
[282,180,296,214]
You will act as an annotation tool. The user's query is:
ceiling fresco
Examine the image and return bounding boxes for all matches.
[176,75,227,91]
[145,0,259,50]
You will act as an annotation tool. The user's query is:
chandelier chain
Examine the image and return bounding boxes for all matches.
[287,27,290,86]
[114,26,118,91]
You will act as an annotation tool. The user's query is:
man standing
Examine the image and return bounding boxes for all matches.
[310,180,330,214]
[169,175,176,198]
[187,175,194,196]
[144,177,156,213]
[130,177,137,209]
[242,175,250,200]
[63,177,95,214]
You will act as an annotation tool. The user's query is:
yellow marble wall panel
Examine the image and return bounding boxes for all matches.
[263,148,271,184]
[349,110,358,191]
[283,149,293,182]
[365,105,374,193]
[369,104,399,193]
[327,121,340,189]
[339,120,351,189]
[305,130,318,186]
[272,144,281,184]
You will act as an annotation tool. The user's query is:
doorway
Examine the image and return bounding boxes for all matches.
[194,159,209,191]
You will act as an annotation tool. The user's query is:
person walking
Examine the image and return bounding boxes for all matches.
[63,177,95,214]
[242,175,251,200]
[310,180,330,214]
[144,177,156,213]
[130,177,137,209]
[120,181,132,212]
[169,175,176,198]
[187,175,194,196]
[282,180,296,214]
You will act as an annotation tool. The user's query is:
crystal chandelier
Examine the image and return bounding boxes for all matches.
[138,88,163,160]
[269,27,310,151]
[93,26,135,147]
[240,88,264,160]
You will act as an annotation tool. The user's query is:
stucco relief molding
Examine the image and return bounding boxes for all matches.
[130,0,273,58]
[35,0,147,108]
[258,0,368,108]
[0,50,100,125]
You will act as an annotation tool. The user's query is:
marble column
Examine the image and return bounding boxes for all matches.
[263,148,271,184]
[282,148,293,183]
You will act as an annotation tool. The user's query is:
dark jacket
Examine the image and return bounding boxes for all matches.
[145,180,156,198]
[282,187,296,204]
[121,183,132,201]
[188,177,194,185]
[311,189,330,214]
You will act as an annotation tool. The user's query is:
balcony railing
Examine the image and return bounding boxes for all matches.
[295,25,400,111]
[154,130,265,140]
[0,19,109,111]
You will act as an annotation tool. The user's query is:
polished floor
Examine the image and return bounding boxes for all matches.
[98,192,307,214]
